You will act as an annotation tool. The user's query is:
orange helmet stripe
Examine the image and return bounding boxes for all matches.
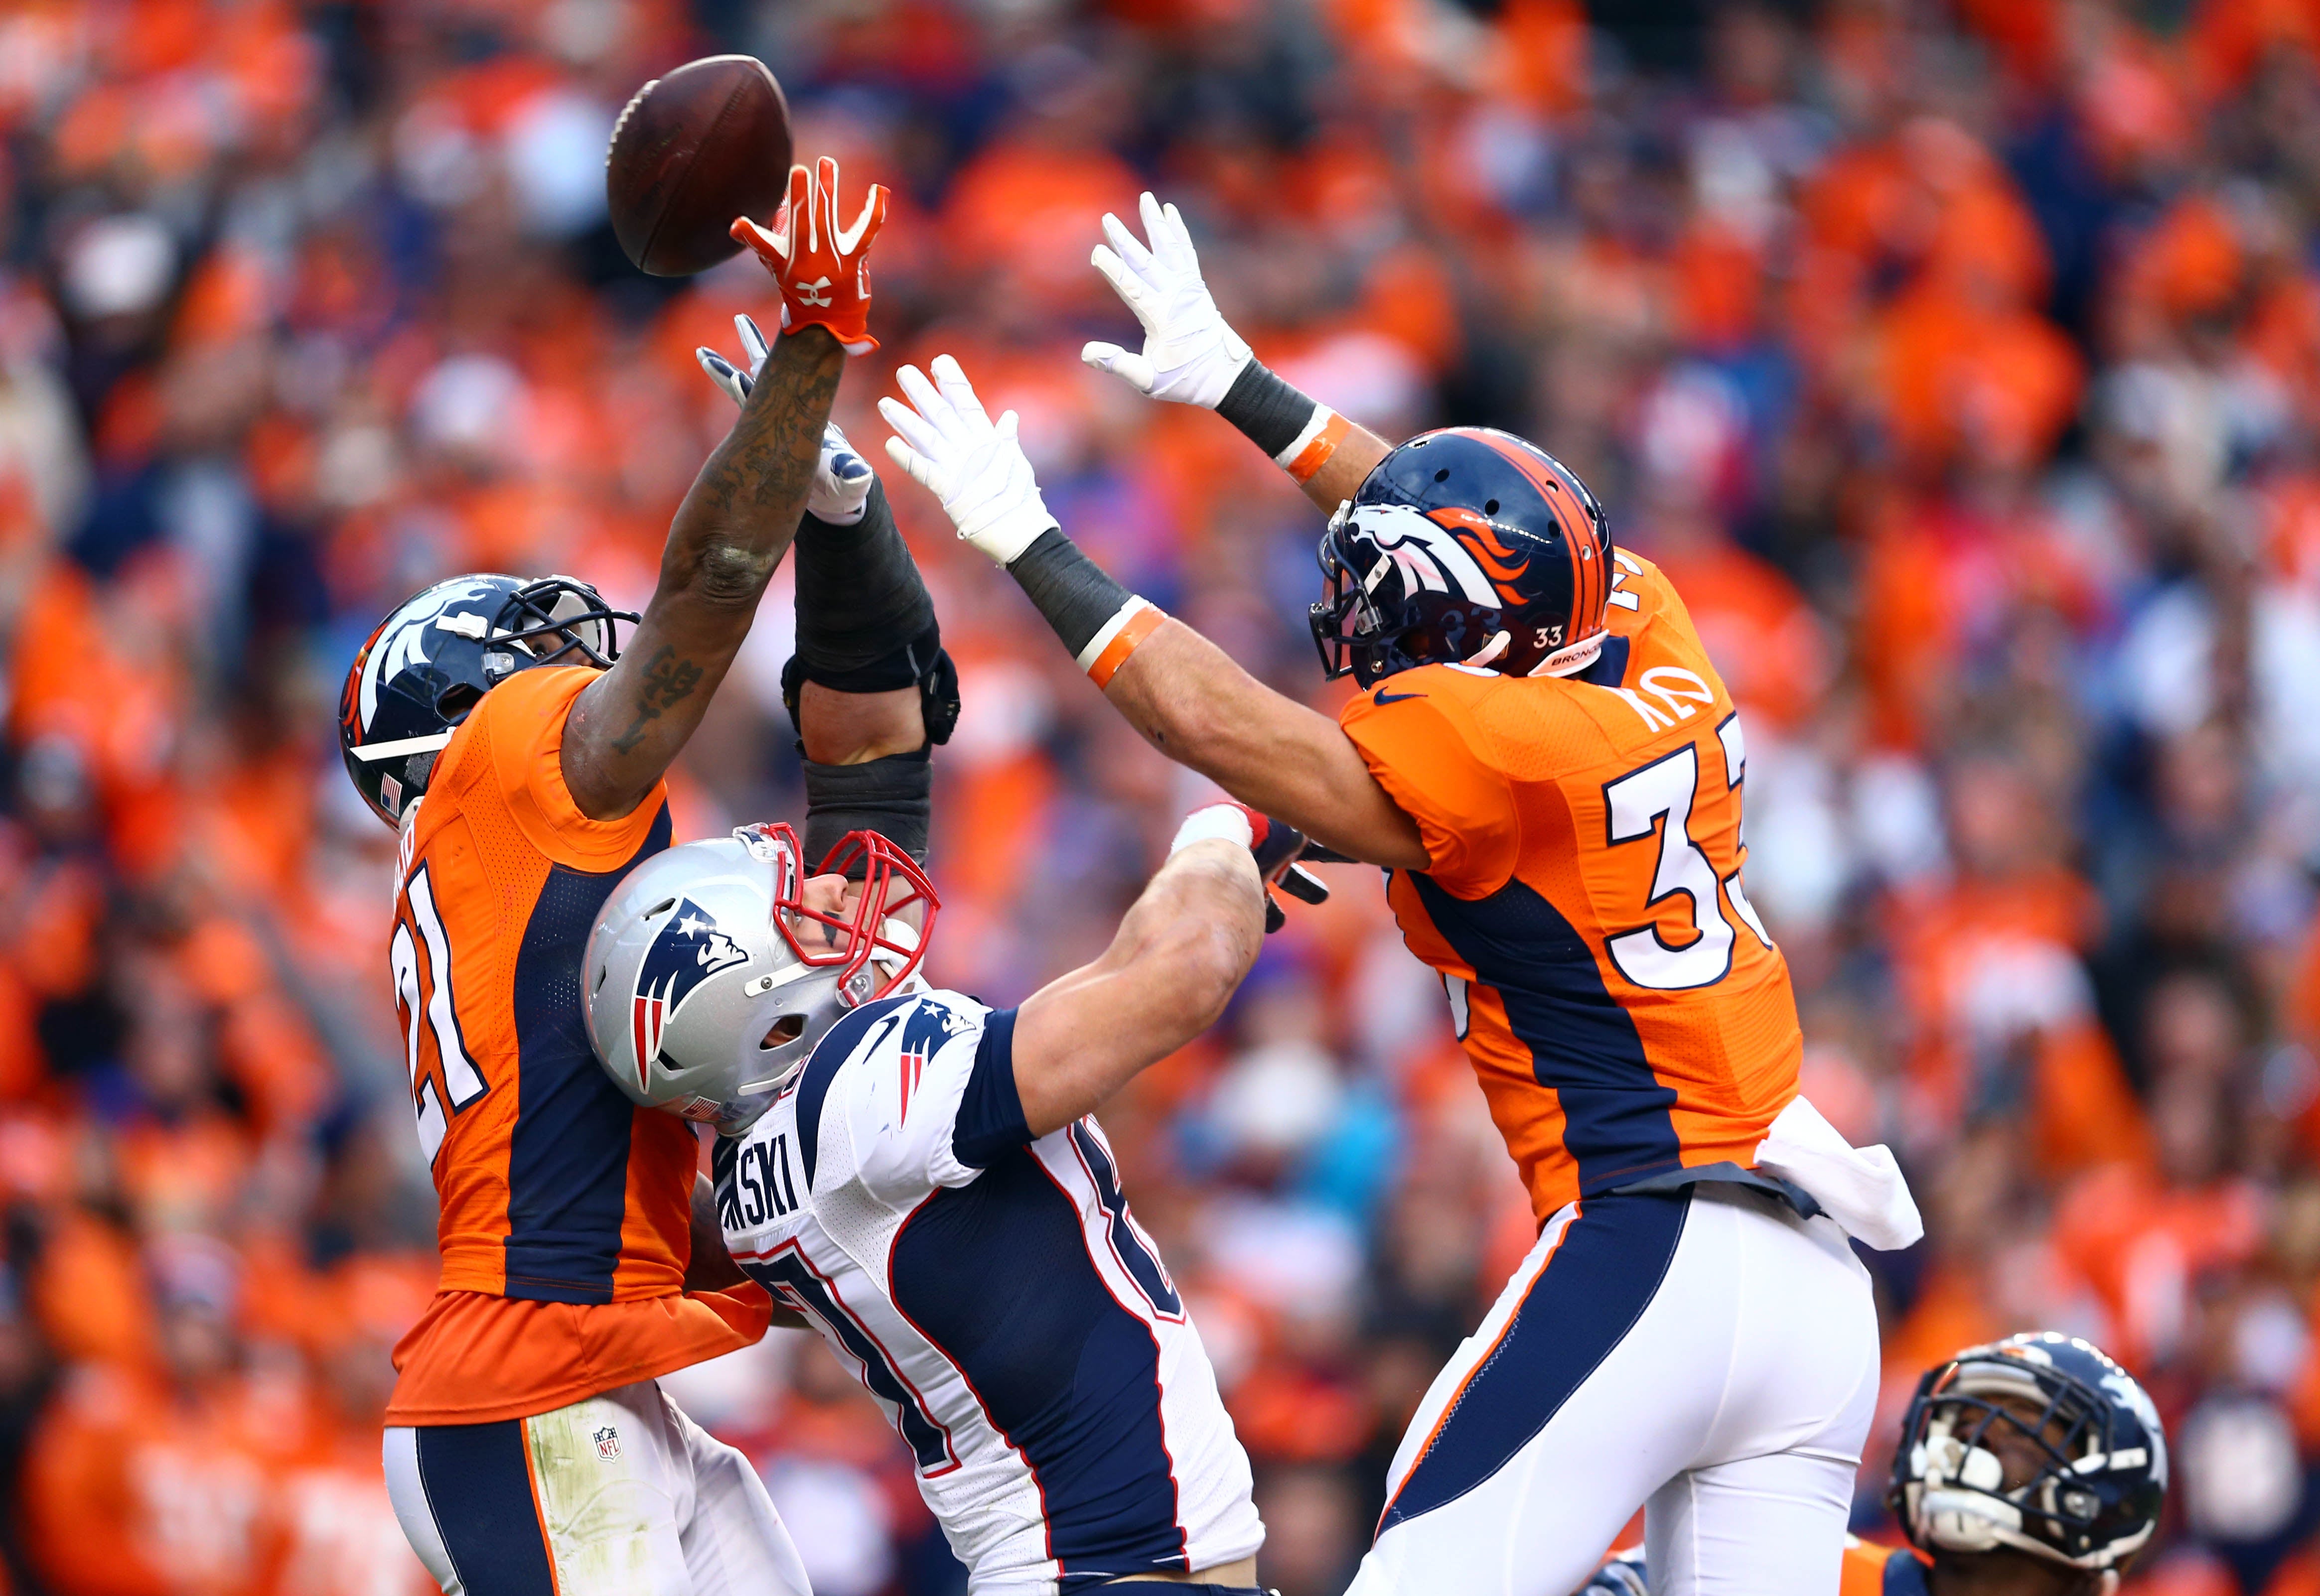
[1464,430,1604,646]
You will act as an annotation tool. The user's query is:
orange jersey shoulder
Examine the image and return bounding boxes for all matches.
[385,667,745,1418]
[1340,553,1802,1221]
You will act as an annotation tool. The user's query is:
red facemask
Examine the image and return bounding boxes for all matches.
[742,822,940,1004]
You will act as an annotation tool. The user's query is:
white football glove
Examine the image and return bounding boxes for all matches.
[878,355,1056,565]
[1082,192,1253,409]
[696,315,874,526]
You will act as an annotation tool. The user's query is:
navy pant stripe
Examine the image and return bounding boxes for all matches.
[1381,1189,1689,1531]
[413,1421,559,1596]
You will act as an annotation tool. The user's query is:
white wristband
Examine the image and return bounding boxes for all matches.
[1169,803,1253,856]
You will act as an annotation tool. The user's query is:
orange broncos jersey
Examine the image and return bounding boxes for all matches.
[1341,553,1801,1225]
[1842,1538,1928,1596]
[384,666,767,1425]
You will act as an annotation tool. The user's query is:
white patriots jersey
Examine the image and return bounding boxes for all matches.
[716,989,1263,1595]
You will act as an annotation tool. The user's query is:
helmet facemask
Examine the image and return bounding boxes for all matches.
[491,576,635,670]
[744,822,940,1006]
[1896,1356,2156,1576]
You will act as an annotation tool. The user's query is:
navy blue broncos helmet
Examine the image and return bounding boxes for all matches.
[339,573,635,827]
[1309,426,1614,687]
[1891,1332,2166,1589]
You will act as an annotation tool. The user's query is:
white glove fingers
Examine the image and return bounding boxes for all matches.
[735,314,771,373]
[880,433,945,498]
[891,363,958,435]
[1100,209,1162,282]
[696,348,748,406]
[1090,246,1159,322]
[1158,199,1200,268]
[1081,341,1159,394]
[877,392,948,462]
[928,354,992,427]
[822,422,871,481]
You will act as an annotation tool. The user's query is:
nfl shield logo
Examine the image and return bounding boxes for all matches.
[593,1425,621,1462]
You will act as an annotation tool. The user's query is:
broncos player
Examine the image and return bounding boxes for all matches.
[1581,1333,2168,1596]
[338,161,935,1596]
[876,196,1919,1596]
[581,798,1318,1595]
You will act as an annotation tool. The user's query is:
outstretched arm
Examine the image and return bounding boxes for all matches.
[1010,811,1272,1136]
[562,159,890,819]
[880,358,1428,868]
[564,325,845,817]
[1080,192,1391,514]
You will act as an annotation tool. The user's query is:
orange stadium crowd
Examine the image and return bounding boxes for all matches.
[3,0,2320,1590]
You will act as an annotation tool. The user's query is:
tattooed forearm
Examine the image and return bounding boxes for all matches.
[668,327,845,603]
[609,646,705,754]
[556,325,847,822]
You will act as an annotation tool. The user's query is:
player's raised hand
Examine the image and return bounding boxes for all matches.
[694,312,773,406]
[695,321,876,523]
[731,157,888,355]
[879,355,1057,564]
[1083,192,1253,409]
[1170,800,1330,933]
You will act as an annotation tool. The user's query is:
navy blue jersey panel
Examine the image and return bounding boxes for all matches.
[414,1420,559,1596]
[503,804,671,1302]
[1381,1190,1687,1529]
[891,1149,1187,1578]
[1409,872,1682,1191]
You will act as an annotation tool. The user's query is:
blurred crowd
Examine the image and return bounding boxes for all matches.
[7,0,2320,1591]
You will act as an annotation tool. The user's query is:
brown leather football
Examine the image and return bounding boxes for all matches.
[605,55,792,277]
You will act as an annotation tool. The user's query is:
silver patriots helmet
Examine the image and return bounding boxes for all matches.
[583,821,938,1135]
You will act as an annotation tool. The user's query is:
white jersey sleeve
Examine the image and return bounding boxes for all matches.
[820,993,1026,1206]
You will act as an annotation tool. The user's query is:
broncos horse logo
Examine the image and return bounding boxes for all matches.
[353,578,503,732]
[631,899,749,1086]
[1345,502,1541,613]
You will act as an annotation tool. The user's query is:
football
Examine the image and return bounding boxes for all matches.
[605,55,792,277]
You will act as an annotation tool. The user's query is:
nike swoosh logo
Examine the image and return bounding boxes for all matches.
[1373,690,1428,705]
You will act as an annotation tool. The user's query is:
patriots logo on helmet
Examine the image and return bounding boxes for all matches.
[630,900,749,1086]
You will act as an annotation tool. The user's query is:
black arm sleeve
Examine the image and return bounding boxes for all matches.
[1005,528,1136,658]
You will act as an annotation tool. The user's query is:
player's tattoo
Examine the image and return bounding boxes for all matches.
[611,646,705,753]
[676,332,844,602]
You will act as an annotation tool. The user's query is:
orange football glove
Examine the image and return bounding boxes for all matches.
[731,157,889,356]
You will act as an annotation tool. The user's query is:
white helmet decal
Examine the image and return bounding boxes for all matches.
[358,578,501,729]
[1349,503,1502,608]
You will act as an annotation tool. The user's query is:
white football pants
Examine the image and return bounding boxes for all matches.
[384,1379,810,1596]
[1345,1184,1879,1596]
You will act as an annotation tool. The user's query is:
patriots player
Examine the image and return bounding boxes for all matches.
[582,798,1319,1596]
[337,161,947,1596]
[876,196,1919,1596]
[1581,1334,2168,1596]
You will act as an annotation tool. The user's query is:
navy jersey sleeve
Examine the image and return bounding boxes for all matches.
[952,1007,1032,1169]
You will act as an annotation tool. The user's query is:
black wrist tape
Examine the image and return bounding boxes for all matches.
[1007,527,1134,658]
[793,481,937,683]
[1215,360,1319,460]
[803,748,932,868]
